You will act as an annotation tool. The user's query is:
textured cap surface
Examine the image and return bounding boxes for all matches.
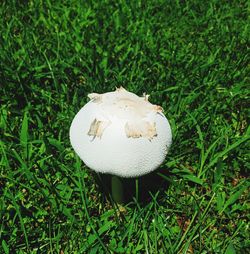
[70,87,172,177]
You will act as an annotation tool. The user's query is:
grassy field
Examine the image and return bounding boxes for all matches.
[0,0,249,253]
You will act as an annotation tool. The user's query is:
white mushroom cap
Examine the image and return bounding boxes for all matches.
[70,87,172,178]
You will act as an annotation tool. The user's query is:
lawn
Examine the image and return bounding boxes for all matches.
[0,0,249,253]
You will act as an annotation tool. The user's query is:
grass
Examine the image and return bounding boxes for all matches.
[0,0,249,253]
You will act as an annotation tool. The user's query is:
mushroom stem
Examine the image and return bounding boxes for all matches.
[135,178,139,201]
[111,175,124,204]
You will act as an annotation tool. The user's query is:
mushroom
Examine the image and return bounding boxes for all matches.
[70,87,172,203]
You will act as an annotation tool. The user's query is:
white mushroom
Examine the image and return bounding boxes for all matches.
[70,87,172,178]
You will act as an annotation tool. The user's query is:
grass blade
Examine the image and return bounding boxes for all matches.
[219,183,249,214]
[20,111,29,160]
[201,134,249,177]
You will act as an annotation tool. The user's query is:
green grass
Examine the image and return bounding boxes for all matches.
[0,0,249,253]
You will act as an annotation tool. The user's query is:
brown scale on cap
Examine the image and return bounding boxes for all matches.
[125,121,157,140]
[87,87,163,140]
[87,119,111,139]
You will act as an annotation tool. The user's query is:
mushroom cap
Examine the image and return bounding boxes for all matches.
[70,87,172,177]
